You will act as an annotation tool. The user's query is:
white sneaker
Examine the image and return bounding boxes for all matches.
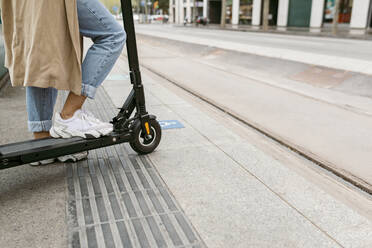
[29,151,89,166]
[30,158,55,166]
[57,151,89,163]
[50,110,113,139]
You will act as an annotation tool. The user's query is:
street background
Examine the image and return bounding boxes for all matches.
[1,1,372,247]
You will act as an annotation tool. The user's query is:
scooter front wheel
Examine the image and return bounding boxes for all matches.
[130,119,162,154]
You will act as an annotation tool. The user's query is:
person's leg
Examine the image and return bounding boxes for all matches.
[60,0,126,119]
[26,87,89,166]
[60,93,87,120]
[26,87,58,138]
[51,0,126,139]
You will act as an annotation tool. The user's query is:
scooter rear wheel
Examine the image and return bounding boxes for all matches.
[130,119,162,154]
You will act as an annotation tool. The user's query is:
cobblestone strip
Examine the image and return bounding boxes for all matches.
[65,88,205,248]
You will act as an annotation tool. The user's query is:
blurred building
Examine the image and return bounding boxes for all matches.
[169,0,372,30]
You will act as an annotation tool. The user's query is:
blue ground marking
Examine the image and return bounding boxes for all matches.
[159,120,185,130]
[106,74,129,81]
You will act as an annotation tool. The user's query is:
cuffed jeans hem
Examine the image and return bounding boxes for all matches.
[28,120,53,132]
[81,84,98,99]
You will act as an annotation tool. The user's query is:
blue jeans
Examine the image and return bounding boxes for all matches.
[26,0,126,132]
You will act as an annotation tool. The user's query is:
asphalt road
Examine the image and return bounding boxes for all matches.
[135,24,372,75]
[136,24,372,62]
[134,31,372,193]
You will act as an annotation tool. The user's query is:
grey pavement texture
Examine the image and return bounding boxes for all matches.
[135,24,372,75]
[0,86,68,248]
[102,56,372,247]
[133,32,372,192]
[66,88,205,248]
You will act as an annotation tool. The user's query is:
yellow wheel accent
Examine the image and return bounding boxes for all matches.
[145,122,150,135]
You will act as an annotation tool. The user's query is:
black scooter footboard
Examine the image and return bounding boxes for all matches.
[0,132,133,170]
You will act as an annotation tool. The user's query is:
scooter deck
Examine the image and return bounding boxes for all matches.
[0,132,133,169]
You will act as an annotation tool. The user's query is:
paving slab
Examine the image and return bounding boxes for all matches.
[219,142,372,248]
[149,146,341,248]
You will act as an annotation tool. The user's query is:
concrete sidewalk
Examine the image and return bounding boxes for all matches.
[100,55,372,247]
[0,86,67,248]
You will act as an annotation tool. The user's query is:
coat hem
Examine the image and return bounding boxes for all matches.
[10,80,82,97]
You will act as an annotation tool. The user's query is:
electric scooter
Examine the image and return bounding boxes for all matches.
[0,0,162,170]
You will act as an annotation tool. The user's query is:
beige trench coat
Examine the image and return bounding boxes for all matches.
[1,0,82,95]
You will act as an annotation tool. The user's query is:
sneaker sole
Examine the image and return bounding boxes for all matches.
[29,158,55,166]
[58,153,88,163]
[50,126,112,139]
